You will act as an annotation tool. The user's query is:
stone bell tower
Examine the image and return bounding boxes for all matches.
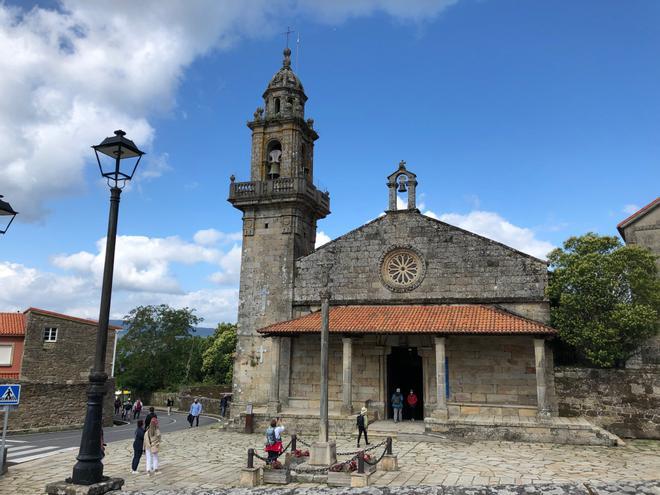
[228,47,330,411]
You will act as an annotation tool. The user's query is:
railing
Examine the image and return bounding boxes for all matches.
[229,177,330,211]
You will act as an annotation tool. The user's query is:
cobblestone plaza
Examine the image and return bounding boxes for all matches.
[5,424,659,494]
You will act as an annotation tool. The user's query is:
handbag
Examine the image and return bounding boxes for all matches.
[187,413,193,425]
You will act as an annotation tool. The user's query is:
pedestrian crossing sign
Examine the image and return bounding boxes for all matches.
[0,384,20,405]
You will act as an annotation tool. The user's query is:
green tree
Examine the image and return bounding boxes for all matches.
[547,233,659,367]
[201,322,237,384]
[116,305,202,393]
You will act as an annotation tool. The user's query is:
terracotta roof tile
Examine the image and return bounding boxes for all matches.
[0,313,26,336]
[258,305,556,336]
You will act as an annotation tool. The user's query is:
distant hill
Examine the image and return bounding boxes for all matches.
[110,320,216,338]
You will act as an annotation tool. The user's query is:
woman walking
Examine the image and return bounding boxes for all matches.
[143,417,161,475]
[131,420,145,474]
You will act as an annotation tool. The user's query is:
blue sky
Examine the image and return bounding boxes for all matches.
[0,0,657,324]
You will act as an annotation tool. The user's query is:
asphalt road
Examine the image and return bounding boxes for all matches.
[4,410,218,466]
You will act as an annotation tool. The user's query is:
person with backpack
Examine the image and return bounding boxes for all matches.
[143,417,161,475]
[131,420,145,474]
[391,388,404,423]
[133,398,143,420]
[406,389,419,421]
[357,407,370,447]
[264,419,282,464]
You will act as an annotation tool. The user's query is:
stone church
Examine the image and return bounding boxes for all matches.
[227,48,615,445]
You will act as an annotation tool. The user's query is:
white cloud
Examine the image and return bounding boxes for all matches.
[437,211,555,259]
[0,0,460,221]
[208,245,242,285]
[194,228,242,246]
[315,231,332,248]
[623,204,640,215]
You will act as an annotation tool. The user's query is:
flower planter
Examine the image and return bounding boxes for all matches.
[263,468,291,484]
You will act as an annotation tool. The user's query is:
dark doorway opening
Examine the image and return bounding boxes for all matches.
[387,346,424,420]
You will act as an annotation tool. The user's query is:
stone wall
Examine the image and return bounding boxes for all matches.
[554,366,660,439]
[0,379,115,432]
[294,210,549,314]
[447,336,538,407]
[20,311,115,382]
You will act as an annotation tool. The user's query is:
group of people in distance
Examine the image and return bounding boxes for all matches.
[390,388,418,422]
[114,397,144,421]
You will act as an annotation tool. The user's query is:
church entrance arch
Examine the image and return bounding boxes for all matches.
[386,346,424,420]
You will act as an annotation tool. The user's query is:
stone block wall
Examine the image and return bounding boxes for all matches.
[294,210,549,306]
[20,311,115,382]
[554,366,660,439]
[0,379,115,432]
[447,336,538,407]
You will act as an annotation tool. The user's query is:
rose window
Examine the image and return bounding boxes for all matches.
[380,248,425,292]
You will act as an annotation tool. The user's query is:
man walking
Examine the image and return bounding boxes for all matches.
[220,395,228,418]
[144,406,157,429]
[133,398,143,420]
[391,388,404,423]
[166,397,173,416]
[189,398,202,427]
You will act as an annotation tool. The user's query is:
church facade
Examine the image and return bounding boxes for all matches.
[226,49,611,442]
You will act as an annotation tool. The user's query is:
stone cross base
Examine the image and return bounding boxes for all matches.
[379,454,399,471]
[309,440,337,466]
[351,470,373,487]
[45,477,124,495]
[239,467,261,487]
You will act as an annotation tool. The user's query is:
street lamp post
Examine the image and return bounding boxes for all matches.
[0,195,18,234]
[71,130,144,486]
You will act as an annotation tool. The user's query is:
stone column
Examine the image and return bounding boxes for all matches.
[268,336,281,413]
[310,288,337,465]
[434,336,448,419]
[534,338,551,418]
[341,337,353,415]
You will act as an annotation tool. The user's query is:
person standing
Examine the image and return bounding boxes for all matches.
[406,389,418,421]
[189,398,202,427]
[264,419,282,464]
[114,397,121,416]
[391,388,404,423]
[357,406,370,447]
[133,398,143,420]
[166,397,173,416]
[131,420,145,474]
[143,418,161,475]
[144,407,157,429]
[220,395,228,418]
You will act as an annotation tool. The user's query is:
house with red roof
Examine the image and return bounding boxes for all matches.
[0,308,121,431]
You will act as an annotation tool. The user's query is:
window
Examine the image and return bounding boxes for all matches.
[0,344,13,366]
[43,327,58,342]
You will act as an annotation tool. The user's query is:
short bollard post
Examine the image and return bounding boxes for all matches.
[357,451,365,474]
[291,434,297,451]
[240,448,260,487]
[380,437,398,472]
[351,450,372,487]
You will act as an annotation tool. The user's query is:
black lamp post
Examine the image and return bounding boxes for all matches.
[0,195,18,234]
[71,130,144,485]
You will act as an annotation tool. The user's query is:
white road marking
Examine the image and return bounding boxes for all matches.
[6,445,38,453]
[9,447,76,464]
[4,439,28,443]
[7,446,58,458]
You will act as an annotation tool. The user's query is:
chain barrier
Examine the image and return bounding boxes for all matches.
[362,443,388,466]
[248,438,292,465]
[336,438,387,456]
[296,437,313,448]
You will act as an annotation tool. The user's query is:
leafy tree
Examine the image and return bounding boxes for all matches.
[547,233,659,367]
[202,322,237,384]
[116,305,202,393]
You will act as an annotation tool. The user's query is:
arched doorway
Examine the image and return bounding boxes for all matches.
[386,346,424,420]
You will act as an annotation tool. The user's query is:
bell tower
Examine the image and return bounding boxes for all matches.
[228,48,330,410]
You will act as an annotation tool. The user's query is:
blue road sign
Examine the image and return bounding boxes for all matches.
[0,384,20,405]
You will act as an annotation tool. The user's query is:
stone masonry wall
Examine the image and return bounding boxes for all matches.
[447,336,538,407]
[554,366,660,439]
[0,379,115,432]
[294,210,549,314]
[20,311,115,383]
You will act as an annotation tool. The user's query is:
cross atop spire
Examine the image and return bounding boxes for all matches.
[282,26,295,49]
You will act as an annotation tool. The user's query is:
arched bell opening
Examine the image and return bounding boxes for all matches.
[266,140,282,180]
[387,161,418,211]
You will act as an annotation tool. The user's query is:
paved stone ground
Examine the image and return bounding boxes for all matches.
[3,424,659,494]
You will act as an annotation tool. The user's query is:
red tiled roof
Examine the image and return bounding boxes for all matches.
[0,313,26,336]
[24,308,122,330]
[258,305,557,336]
[617,197,660,239]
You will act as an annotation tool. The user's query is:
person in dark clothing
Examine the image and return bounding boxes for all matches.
[114,397,121,416]
[131,420,145,474]
[220,395,228,418]
[144,407,157,429]
[357,407,370,447]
